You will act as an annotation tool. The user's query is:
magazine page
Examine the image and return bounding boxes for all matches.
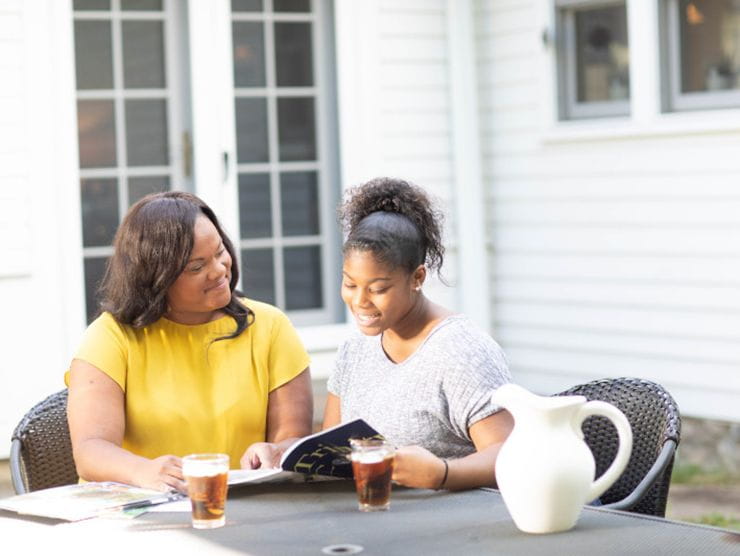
[0,482,182,521]
[279,419,382,478]
[227,468,306,486]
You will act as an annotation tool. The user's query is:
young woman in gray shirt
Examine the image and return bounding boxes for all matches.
[247,178,513,490]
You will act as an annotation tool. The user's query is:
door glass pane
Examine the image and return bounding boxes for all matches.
[121,0,162,10]
[275,23,313,87]
[680,0,740,92]
[277,97,316,161]
[122,21,166,88]
[81,178,119,247]
[274,0,310,13]
[74,20,113,90]
[241,248,275,305]
[235,97,269,162]
[284,246,322,310]
[74,0,110,10]
[128,175,169,205]
[84,256,108,323]
[125,99,169,166]
[78,100,117,168]
[233,22,266,87]
[575,5,630,102]
[232,0,263,12]
[280,171,319,236]
[239,173,272,238]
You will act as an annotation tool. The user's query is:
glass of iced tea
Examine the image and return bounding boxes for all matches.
[349,438,395,512]
[182,453,229,529]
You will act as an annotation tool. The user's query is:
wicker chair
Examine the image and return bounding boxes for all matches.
[10,389,79,494]
[556,377,681,517]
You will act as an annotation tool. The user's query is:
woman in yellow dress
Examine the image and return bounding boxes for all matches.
[67,191,313,492]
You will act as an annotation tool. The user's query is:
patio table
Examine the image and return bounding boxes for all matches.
[1,480,737,555]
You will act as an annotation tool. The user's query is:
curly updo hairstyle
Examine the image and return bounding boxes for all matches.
[338,177,445,278]
[98,191,253,341]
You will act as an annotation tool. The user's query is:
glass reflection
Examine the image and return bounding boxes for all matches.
[128,176,169,206]
[232,0,263,11]
[280,171,319,236]
[284,246,322,310]
[121,0,162,9]
[273,0,309,12]
[125,99,169,166]
[275,23,313,87]
[74,20,113,90]
[122,21,166,88]
[77,100,117,168]
[239,173,272,238]
[241,248,275,305]
[74,0,110,10]
[235,97,269,163]
[233,22,266,87]
[81,177,119,247]
[277,97,316,161]
[680,0,740,92]
[84,256,109,323]
[575,5,630,102]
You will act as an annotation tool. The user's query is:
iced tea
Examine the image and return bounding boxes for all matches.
[183,453,229,529]
[349,439,395,512]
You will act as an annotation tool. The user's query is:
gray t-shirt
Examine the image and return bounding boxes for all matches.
[327,315,511,459]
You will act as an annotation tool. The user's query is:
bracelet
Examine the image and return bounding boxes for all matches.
[436,459,449,490]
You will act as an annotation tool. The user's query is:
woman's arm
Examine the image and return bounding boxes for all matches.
[391,409,514,490]
[321,392,341,429]
[240,367,314,468]
[67,359,185,491]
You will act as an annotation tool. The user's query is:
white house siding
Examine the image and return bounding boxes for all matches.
[336,0,459,311]
[475,0,740,421]
[0,0,84,457]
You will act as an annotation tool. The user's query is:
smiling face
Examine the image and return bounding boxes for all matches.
[165,215,233,324]
[341,249,425,336]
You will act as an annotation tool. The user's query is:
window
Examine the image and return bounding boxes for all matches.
[555,0,630,120]
[231,0,341,326]
[73,0,191,323]
[663,0,740,111]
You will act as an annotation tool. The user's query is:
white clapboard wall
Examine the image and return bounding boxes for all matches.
[475,0,740,421]
[336,0,459,312]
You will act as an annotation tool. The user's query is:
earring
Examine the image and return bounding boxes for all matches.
[415,285,422,292]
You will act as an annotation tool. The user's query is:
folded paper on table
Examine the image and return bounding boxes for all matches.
[0,482,184,521]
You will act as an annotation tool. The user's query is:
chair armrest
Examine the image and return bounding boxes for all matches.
[9,438,28,495]
[601,439,677,512]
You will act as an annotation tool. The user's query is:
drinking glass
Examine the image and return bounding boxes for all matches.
[182,453,229,529]
[349,438,395,512]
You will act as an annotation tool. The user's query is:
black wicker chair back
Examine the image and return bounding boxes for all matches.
[10,389,79,494]
[556,377,681,517]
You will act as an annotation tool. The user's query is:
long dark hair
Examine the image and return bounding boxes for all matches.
[98,191,253,340]
[338,177,445,278]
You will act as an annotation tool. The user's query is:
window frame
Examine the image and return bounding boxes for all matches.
[661,0,740,112]
[230,0,342,327]
[73,0,191,322]
[555,0,631,120]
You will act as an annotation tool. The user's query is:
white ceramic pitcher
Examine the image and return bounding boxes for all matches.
[492,383,633,534]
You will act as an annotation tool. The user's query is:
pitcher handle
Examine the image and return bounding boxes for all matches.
[574,401,633,503]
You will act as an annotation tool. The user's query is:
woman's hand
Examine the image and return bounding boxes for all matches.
[241,442,282,469]
[135,455,185,493]
[391,445,447,489]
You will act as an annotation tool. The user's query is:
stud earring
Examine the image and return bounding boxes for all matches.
[415,286,422,292]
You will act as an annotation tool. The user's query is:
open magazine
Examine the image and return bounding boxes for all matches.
[229,418,382,486]
[0,481,183,521]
